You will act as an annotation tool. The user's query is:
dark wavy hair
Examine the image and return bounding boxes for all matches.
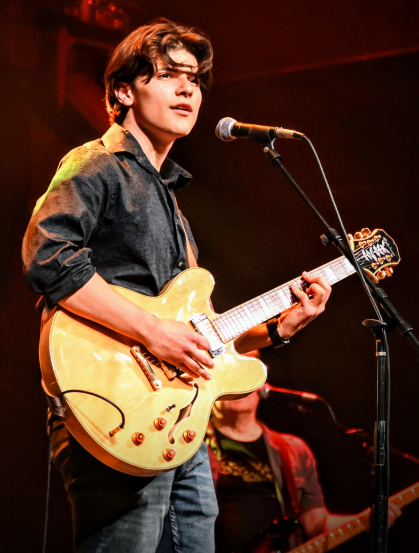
[104,18,213,125]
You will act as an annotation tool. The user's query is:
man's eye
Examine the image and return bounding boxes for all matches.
[190,76,200,86]
[159,72,172,78]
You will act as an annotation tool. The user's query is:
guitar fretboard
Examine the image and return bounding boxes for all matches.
[212,255,356,343]
[288,481,419,553]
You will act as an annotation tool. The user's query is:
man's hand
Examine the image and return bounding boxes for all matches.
[277,271,332,340]
[143,318,214,380]
[387,502,402,528]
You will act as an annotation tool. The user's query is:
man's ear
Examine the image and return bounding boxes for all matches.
[114,82,134,107]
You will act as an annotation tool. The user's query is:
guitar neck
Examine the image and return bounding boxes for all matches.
[212,255,356,343]
[288,481,419,553]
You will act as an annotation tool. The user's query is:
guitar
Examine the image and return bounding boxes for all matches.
[285,480,419,553]
[40,228,400,475]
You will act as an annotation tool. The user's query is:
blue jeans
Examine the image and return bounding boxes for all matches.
[51,422,218,552]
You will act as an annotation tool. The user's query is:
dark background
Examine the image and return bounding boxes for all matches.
[1,1,419,551]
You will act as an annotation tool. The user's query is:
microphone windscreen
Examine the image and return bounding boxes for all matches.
[215,117,237,142]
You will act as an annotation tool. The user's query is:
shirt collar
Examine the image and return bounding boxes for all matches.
[101,123,192,191]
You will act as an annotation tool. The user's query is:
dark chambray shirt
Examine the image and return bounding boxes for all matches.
[22,124,198,306]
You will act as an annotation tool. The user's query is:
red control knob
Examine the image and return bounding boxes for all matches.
[163,448,176,462]
[183,429,196,443]
[131,432,145,446]
[154,417,167,431]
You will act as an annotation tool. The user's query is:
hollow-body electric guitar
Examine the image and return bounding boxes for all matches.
[40,228,400,475]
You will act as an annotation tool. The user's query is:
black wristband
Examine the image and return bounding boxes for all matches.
[267,319,291,349]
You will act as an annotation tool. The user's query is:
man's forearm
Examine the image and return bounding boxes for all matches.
[58,272,157,343]
[233,324,272,353]
[57,273,215,380]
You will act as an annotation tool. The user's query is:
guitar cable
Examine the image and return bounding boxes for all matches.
[42,389,126,553]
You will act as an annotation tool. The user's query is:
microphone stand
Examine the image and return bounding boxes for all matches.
[255,136,419,553]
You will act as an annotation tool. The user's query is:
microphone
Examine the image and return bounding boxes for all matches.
[259,383,319,401]
[259,384,337,423]
[215,117,305,143]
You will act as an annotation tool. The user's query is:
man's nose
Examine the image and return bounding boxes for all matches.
[176,74,193,97]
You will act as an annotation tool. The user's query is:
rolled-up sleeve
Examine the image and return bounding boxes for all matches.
[22,144,111,306]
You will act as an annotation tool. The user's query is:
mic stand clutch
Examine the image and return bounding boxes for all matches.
[257,139,419,553]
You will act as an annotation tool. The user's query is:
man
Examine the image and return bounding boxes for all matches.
[207,354,401,553]
[22,19,331,553]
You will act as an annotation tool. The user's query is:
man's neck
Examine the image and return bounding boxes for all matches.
[122,114,174,172]
[212,409,263,442]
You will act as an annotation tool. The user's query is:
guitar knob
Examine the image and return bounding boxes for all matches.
[377,270,386,280]
[183,429,196,443]
[163,448,176,462]
[361,228,371,237]
[385,267,393,277]
[132,432,145,446]
[154,417,167,431]
[386,255,393,261]
[354,232,363,240]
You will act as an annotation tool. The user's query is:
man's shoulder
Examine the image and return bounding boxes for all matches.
[264,427,314,459]
[59,138,113,167]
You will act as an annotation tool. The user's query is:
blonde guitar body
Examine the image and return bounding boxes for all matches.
[40,267,267,476]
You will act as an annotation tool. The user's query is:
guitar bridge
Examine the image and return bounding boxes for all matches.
[190,313,227,358]
[130,346,162,391]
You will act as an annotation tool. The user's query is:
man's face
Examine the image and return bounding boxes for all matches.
[215,391,261,416]
[129,49,202,143]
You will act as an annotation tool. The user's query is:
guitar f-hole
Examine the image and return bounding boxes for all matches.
[167,384,199,444]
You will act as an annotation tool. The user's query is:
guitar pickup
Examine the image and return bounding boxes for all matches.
[190,313,227,358]
[130,346,162,391]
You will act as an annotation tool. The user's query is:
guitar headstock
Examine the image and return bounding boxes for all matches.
[348,228,400,283]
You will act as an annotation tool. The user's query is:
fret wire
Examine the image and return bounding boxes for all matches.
[269,290,285,313]
[228,309,245,335]
[235,306,252,331]
[261,293,275,315]
[215,317,232,341]
[242,303,260,326]
[229,306,245,329]
[258,296,275,319]
[246,300,260,324]
[250,298,265,321]
[225,310,240,332]
[222,313,237,339]
[226,312,242,338]
[252,298,268,322]
[238,306,252,330]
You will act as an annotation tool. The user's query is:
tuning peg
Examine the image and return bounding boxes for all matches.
[359,241,367,248]
[354,231,363,240]
[372,275,379,284]
[361,228,371,237]
[385,267,393,277]
[378,257,385,264]
[385,255,393,261]
[372,262,379,270]
[377,270,386,280]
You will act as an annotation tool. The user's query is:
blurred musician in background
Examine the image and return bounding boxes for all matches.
[206,351,401,553]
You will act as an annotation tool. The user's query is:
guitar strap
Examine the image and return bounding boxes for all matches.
[274,433,301,518]
[172,193,198,269]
